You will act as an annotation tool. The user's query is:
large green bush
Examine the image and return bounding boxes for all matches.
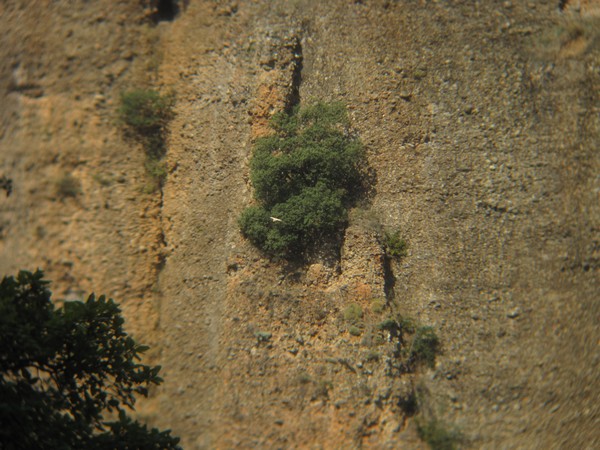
[240,102,366,257]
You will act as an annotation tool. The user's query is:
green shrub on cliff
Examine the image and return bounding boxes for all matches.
[383,229,408,259]
[119,89,173,152]
[55,174,81,199]
[239,102,366,257]
[409,326,440,369]
[417,418,463,450]
[119,89,174,189]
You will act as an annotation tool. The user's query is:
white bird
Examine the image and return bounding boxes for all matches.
[270,217,283,222]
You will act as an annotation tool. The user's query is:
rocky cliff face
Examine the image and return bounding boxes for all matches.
[1,1,598,449]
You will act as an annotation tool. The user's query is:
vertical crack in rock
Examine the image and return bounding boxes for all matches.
[285,36,303,111]
[383,255,396,302]
[250,27,304,138]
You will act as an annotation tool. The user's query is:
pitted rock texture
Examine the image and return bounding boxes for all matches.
[0,1,598,449]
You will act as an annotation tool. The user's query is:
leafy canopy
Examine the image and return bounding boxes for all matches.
[0,270,181,450]
[240,102,366,257]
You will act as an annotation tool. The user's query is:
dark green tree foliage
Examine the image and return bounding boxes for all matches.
[240,102,365,256]
[0,270,181,450]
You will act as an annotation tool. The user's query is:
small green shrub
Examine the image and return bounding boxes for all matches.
[417,418,462,450]
[35,225,46,239]
[413,67,428,80]
[255,331,272,342]
[365,351,380,362]
[92,173,112,187]
[119,89,174,187]
[383,229,408,259]
[313,380,333,399]
[119,89,173,147]
[378,317,399,332]
[409,326,440,368]
[371,298,386,314]
[144,159,168,190]
[239,102,367,257]
[56,174,81,198]
[343,303,363,323]
[348,325,362,336]
[379,317,439,374]
[297,372,312,385]
[399,316,417,334]
[373,335,385,346]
